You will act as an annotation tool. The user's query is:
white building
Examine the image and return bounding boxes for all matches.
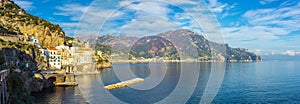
[46,48,61,69]
[79,50,93,64]
[71,47,94,65]
[56,45,70,50]
[70,47,79,56]
[56,45,71,66]
[29,37,41,48]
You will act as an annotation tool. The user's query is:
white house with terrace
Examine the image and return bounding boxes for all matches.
[45,48,61,69]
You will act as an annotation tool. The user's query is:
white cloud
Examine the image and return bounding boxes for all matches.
[54,4,88,21]
[280,0,297,7]
[13,0,34,10]
[168,0,198,5]
[282,50,297,56]
[54,0,227,44]
[223,25,300,52]
[53,0,298,54]
[259,0,278,5]
[120,17,180,37]
[119,0,226,42]
[125,2,169,17]
[59,22,79,27]
[54,3,124,36]
[223,26,276,45]
[251,49,279,56]
[206,0,234,13]
[223,2,300,53]
[119,0,198,6]
[243,3,300,33]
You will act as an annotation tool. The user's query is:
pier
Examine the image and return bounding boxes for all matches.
[104,78,144,90]
[0,69,9,104]
[43,70,77,86]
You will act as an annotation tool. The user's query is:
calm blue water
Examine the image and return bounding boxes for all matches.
[213,61,300,103]
[33,61,300,103]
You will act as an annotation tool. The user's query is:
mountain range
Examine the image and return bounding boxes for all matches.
[93,29,262,62]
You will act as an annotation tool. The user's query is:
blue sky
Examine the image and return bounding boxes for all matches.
[12,0,300,56]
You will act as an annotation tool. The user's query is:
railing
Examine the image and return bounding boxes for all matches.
[0,69,9,84]
[0,69,9,104]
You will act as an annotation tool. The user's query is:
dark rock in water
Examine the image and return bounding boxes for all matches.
[30,78,54,92]
[30,78,46,92]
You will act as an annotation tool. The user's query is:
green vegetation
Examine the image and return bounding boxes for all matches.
[4,3,19,9]
[0,56,4,65]
[0,38,36,53]
[96,55,109,63]
[65,36,74,47]
[95,43,112,55]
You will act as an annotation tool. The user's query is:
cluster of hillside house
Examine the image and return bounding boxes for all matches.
[29,37,95,69]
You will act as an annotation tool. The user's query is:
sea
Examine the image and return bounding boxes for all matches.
[32,61,300,104]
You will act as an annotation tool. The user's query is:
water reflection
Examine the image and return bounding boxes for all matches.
[101,62,181,104]
[32,87,88,104]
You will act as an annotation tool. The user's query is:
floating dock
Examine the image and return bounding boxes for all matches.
[104,78,144,90]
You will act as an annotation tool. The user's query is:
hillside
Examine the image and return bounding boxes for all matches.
[0,0,65,48]
[130,36,179,60]
[0,1,67,103]
[96,29,262,62]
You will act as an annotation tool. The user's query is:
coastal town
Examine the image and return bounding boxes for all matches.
[29,37,109,69]
[28,36,112,85]
[0,35,112,103]
[30,37,101,70]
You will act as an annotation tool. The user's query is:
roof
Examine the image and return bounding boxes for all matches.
[48,48,57,50]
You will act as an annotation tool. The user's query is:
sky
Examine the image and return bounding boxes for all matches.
[12,0,300,56]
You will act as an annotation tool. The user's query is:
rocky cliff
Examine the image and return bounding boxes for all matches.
[0,0,65,48]
[0,38,54,103]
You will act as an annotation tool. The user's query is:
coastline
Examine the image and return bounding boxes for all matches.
[109,59,263,63]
